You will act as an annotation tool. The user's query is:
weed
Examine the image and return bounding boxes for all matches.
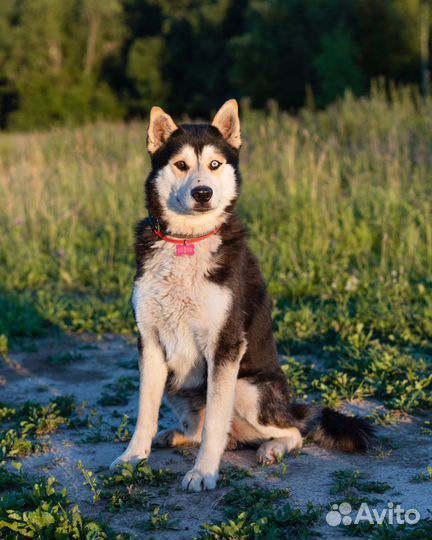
[104,460,176,488]
[0,406,17,424]
[421,421,432,436]
[99,377,138,407]
[138,506,170,531]
[0,396,79,460]
[77,461,101,503]
[343,516,432,539]
[20,402,68,437]
[196,512,267,540]
[366,408,403,426]
[330,470,392,496]
[0,429,39,458]
[0,473,119,539]
[198,502,321,540]
[101,461,176,512]
[117,359,139,370]
[114,414,131,443]
[47,350,84,366]
[411,466,432,483]
[219,466,254,486]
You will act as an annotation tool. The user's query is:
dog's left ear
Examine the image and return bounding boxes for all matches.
[211,99,241,149]
[147,106,179,155]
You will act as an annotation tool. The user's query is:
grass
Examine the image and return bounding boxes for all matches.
[330,469,392,496]
[1,87,432,411]
[197,485,320,539]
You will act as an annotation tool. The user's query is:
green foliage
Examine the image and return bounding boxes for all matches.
[0,396,77,459]
[197,512,267,540]
[114,414,131,443]
[0,0,430,128]
[411,465,432,483]
[197,484,320,540]
[343,516,432,539]
[102,461,176,512]
[0,472,116,540]
[219,466,255,487]
[77,461,101,503]
[0,430,39,459]
[99,377,138,406]
[47,350,84,366]
[314,341,432,411]
[104,460,176,488]
[1,91,432,415]
[138,506,170,531]
[314,25,365,105]
[330,470,392,496]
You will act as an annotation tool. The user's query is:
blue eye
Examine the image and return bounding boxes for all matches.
[210,160,221,170]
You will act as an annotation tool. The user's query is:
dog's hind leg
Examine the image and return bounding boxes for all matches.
[153,429,199,448]
[256,431,302,464]
[231,378,303,465]
[153,407,205,448]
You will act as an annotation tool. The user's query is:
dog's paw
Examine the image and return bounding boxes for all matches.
[181,468,218,492]
[256,440,285,465]
[110,446,150,471]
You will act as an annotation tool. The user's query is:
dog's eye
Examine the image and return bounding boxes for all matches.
[174,160,188,171]
[209,160,222,170]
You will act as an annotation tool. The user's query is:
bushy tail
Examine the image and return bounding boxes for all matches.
[290,404,375,453]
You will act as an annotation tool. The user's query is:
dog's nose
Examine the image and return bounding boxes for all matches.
[191,186,213,203]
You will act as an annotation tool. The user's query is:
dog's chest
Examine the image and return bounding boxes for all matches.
[133,237,231,387]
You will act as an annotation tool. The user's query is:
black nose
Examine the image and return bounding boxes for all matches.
[191,186,213,204]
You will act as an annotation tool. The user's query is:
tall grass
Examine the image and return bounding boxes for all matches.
[1,88,431,409]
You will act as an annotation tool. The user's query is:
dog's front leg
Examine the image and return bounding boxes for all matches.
[111,331,167,469]
[182,340,245,491]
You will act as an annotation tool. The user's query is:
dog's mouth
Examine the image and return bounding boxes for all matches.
[193,203,213,213]
[173,196,214,215]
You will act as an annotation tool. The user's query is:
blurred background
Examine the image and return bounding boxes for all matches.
[0,0,431,130]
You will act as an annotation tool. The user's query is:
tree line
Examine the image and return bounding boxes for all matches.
[0,0,428,130]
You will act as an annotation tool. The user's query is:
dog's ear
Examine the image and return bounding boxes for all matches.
[211,99,241,149]
[147,106,178,155]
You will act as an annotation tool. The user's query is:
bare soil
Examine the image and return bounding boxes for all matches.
[1,333,431,539]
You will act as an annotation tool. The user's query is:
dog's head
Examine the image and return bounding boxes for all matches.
[145,100,241,235]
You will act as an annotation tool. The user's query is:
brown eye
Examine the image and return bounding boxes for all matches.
[209,160,221,170]
[174,160,188,171]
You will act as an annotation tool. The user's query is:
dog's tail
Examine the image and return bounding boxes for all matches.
[289,404,375,453]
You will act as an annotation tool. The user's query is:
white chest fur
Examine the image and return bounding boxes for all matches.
[133,236,232,389]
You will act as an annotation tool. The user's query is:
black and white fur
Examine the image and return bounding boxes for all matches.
[111,100,374,491]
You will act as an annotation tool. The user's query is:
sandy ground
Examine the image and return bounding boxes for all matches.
[0,333,431,539]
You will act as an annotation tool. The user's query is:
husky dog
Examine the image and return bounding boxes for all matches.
[111,100,374,491]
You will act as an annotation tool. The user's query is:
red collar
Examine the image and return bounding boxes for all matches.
[152,223,223,245]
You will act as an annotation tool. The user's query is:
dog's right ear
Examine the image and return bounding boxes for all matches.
[147,106,178,155]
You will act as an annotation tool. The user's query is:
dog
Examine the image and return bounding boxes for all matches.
[111,100,374,491]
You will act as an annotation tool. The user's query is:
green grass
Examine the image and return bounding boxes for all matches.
[0,467,125,540]
[1,88,432,413]
[330,469,392,496]
[0,396,79,460]
[197,486,320,540]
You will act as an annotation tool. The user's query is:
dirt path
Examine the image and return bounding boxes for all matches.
[1,334,431,539]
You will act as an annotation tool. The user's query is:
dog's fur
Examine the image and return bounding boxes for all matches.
[111,100,375,491]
